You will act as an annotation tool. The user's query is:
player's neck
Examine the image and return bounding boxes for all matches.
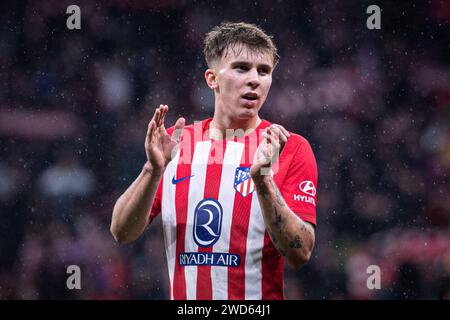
[209,115,261,140]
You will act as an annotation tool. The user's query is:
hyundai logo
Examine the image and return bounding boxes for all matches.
[299,180,316,196]
[193,198,223,247]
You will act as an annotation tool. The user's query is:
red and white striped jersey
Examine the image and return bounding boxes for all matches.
[149,118,318,300]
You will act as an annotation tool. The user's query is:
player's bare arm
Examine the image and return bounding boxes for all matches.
[250,124,315,269]
[110,105,185,243]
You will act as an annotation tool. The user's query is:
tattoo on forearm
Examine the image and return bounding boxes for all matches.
[289,235,303,249]
[255,180,269,198]
[257,177,307,257]
[301,223,313,237]
[273,206,285,232]
[255,178,286,207]
[267,229,286,256]
[269,179,286,207]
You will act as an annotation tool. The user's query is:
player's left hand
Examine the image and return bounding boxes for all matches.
[267,124,290,150]
[250,124,290,178]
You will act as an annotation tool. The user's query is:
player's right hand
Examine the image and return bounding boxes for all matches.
[144,104,185,174]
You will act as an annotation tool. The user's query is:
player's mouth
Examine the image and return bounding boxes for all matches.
[241,92,259,107]
[241,92,259,101]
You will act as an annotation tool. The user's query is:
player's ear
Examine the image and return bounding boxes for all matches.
[205,69,218,89]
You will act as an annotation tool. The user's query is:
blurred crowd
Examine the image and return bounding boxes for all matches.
[0,0,449,299]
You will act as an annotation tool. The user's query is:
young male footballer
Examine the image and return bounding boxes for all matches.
[111,22,318,300]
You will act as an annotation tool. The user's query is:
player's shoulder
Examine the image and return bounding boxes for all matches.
[287,131,311,147]
[284,132,315,161]
[260,119,313,153]
[262,119,309,144]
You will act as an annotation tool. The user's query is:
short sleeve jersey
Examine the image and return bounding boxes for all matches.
[149,118,318,300]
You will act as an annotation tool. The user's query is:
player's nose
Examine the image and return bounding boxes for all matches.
[246,68,260,89]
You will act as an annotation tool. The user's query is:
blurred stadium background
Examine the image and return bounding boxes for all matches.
[0,0,449,299]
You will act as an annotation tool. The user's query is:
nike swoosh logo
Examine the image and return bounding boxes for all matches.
[172,175,195,184]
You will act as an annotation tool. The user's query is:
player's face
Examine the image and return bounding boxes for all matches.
[213,45,274,121]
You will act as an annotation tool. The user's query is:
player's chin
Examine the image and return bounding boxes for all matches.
[236,109,257,120]
[238,104,260,118]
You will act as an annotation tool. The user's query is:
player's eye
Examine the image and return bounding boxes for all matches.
[235,65,249,72]
[258,67,271,75]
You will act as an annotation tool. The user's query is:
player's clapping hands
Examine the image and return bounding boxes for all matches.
[251,124,290,178]
[145,105,185,173]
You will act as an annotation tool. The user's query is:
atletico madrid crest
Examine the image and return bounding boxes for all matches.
[234,166,255,197]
